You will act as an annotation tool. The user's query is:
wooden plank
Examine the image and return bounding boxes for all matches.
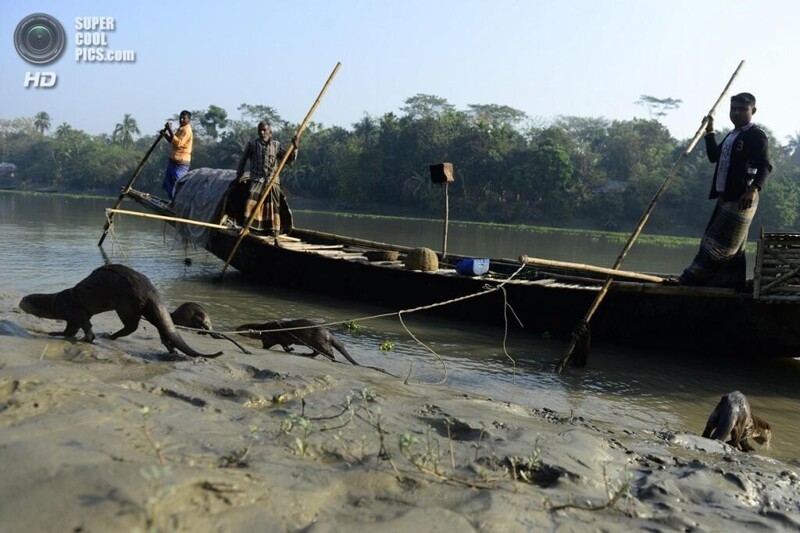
[755,234,800,300]
[763,256,800,265]
[755,294,800,302]
[304,249,368,259]
[106,208,228,230]
[293,228,414,254]
[280,243,345,251]
[757,274,800,283]
[758,285,800,294]
[611,281,736,297]
[518,255,665,283]
[761,258,800,266]
[754,236,765,298]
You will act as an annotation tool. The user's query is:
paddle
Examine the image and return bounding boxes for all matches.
[555,59,746,373]
[98,130,165,247]
[217,62,342,280]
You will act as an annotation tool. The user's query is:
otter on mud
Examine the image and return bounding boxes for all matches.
[170,302,251,354]
[236,319,359,365]
[702,390,772,452]
[171,302,214,332]
[19,264,222,358]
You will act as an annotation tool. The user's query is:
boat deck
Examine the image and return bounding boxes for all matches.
[122,187,747,300]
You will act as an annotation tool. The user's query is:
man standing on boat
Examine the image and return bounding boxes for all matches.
[161,110,193,200]
[678,93,772,290]
[235,121,298,236]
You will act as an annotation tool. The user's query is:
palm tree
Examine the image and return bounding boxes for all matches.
[352,115,378,146]
[785,132,800,164]
[33,111,51,135]
[113,114,140,148]
[55,122,72,139]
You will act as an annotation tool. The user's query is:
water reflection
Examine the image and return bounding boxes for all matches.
[1,193,797,461]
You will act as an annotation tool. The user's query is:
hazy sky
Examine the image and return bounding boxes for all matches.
[2,0,798,143]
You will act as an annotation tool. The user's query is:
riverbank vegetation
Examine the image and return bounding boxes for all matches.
[2,94,799,236]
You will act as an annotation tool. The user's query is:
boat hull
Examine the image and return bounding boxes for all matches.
[207,230,800,359]
[122,186,800,359]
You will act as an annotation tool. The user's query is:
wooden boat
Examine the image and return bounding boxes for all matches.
[113,169,800,359]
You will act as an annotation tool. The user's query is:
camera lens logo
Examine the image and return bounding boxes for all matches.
[14,13,66,65]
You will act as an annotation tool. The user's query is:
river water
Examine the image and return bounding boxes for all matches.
[1,192,798,462]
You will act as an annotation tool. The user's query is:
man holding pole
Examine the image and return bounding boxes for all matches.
[161,110,193,200]
[235,121,298,235]
[677,93,773,290]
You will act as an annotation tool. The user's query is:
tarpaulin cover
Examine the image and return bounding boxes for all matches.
[172,167,235,248]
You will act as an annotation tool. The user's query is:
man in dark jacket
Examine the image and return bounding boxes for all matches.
[678,92,773,289]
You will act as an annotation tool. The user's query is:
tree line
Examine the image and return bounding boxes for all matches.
[2,94,799,236]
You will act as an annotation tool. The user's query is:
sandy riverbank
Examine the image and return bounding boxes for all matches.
[0,290,798,532]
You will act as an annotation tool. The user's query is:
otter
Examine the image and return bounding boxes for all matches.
[702,391,772,452]
[236,319,359,365]
[19,264,222,359]
[171,302,215,332]
[170,302,251,354]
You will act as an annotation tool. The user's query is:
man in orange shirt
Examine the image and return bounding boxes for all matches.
[161,110,193,200]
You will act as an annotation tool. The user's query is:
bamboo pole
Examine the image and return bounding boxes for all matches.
[556,60,746,373]
[293,228,415,254]
[442,182,449,259]
[105,208,230,230]
[218,62,342,279]
[98,131,164,247]
[519,255,665,283]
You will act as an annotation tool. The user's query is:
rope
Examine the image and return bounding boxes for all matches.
[222,263,528,384]
[104,204,528,384]
[103,212,129,262]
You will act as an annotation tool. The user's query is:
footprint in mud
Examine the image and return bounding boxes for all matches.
[0,378,21,413]
[236,364,283,381]
[492,456,572,488]
[0,319,32,338]
[0,378,20,399]
[158,387,207,408]
[0,378,51,416]
[417,404,486,441]
[213,386,271,409]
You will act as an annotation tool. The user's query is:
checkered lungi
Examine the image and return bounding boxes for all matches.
[680,196,758,289]
[243,177,280,233]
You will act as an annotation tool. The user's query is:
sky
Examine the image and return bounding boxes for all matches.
[2,0,798,143]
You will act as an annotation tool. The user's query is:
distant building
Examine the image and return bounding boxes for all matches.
[0,162,16,179]
[594,179,627,194]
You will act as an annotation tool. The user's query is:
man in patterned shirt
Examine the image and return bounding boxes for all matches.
[235,121,298,235]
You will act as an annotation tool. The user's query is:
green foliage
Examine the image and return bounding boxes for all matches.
[635,95,683,119]
[401,94,455,120]
[112,113,140,149]
[757,173,800,229]
[4,102,800,233]
[199,104,229,139]
[33,111,50,135]
[379,340,395,351]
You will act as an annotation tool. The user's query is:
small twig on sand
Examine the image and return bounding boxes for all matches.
[140,406,165,466]
[548,483,630,512]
